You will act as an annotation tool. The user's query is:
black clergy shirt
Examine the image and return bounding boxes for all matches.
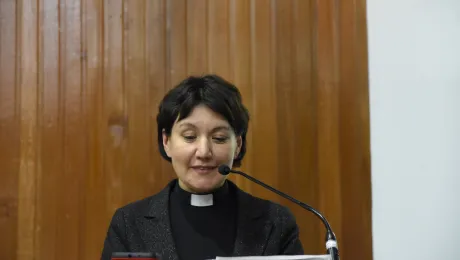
[169,180,237,260]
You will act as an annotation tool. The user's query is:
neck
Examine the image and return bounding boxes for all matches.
[178,179,226,194]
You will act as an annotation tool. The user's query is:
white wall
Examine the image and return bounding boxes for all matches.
[367,1,460,260]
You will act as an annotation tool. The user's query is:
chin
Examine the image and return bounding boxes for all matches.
[187,176,225,193]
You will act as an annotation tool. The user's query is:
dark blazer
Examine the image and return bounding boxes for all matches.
[101,179,304,260]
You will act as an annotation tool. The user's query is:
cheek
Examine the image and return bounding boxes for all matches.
[166,136,193,163]
[169,143,195,162]
[213,144,237,160]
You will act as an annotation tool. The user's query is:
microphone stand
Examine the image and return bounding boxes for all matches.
[219,166,339,260]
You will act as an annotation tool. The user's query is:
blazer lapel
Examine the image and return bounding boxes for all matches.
[137,181,179,260]
[134,180,273,259]
[232,184,274,257]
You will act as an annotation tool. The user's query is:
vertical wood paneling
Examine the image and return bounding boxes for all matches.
[83,0,105,257]
[273,0,294,192]
[339,1,362,258]
[187,0,208,74]
[17,0,39,259]
[290,0,321,252]
[315,0,343,245]
[37,0,60,259]
[228,0,253,191]
[166,0,187,87]
[104,0,125,217]
[0,1,19,259]
[145,0,172,187]
[0,1,373,259]
[57,1,84,259]
[339,0,373,258]
[124,0,149,203]
[339,0,362,254]
[208,0,230,79]
[249,0,280,204]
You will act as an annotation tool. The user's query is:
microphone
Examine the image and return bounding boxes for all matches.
[218,165,339,260]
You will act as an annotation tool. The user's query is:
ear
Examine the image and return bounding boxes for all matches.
[162,129,171,157]
[234,136,242,158]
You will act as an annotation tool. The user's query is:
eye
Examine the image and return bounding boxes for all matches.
[213,136,229,144]
[183,135,196,142]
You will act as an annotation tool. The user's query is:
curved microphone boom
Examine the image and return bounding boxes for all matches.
[218,165,339,260]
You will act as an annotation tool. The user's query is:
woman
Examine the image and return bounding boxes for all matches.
[101,75,304,260]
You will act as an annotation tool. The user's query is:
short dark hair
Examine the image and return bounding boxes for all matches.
[156,74,249,167]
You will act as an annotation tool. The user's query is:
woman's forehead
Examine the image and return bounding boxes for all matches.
[177,122,230,130]
[176,105,229,126]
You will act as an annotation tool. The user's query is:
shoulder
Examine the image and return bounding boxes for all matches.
[111,180,173,220]
[231,182,304,254]
[232,182,303,253]
[231,181,297,224]
[115,195,153,216]
[257,196,297,225]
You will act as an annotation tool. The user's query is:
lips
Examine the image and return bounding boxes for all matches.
[191,166,217,174]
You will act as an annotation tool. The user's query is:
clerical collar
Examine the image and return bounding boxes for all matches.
[172,180,230,207]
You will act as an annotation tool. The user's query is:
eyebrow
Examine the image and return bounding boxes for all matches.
[178,123,231,132]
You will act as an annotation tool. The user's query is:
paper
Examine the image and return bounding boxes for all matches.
[214,255,330,260]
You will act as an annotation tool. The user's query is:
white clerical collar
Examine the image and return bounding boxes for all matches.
[190,193,213,207]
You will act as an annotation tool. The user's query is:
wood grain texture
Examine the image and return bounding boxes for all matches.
[17,0,39,259]
[37,0,60,259]
[0,1,19,259]
[0,0,373,259]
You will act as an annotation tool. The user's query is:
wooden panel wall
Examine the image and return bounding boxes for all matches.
[0,0,372,259]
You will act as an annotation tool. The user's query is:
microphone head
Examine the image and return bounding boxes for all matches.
[218,165,231,175]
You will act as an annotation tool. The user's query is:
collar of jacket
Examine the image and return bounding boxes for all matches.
[139,179,273,260]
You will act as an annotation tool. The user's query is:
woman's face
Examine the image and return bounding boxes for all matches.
[162,105,242,193]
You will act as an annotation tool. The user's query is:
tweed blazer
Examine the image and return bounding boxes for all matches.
[100,179,304,260]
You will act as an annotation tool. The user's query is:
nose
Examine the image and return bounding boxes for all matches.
[195,137,212,159]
